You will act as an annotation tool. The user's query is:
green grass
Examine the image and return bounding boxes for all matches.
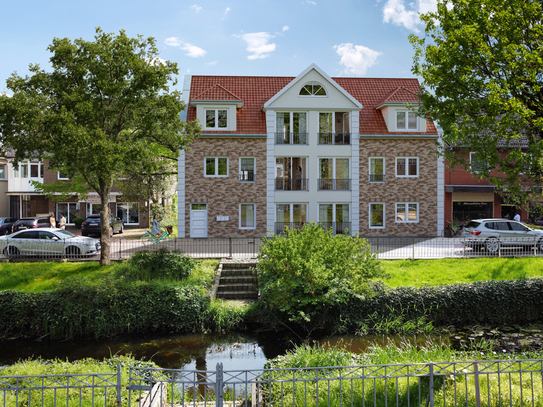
[381,257,543,287]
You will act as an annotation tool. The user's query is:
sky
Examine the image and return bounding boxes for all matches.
[0,0,438,95]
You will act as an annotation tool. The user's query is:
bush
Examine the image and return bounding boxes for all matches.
[72,217,85,229]
[118,249,196,281]
[257,223,384,335]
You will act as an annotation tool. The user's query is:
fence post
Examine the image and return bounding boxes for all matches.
[119,238,121,260]
[229,237,233,258]
[474,362,481,407]
[216,363,224,407]
[427,362,434,407]
[116,364,122,407]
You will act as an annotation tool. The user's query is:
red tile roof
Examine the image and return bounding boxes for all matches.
[187,75,438,136]
[376,86,421,106]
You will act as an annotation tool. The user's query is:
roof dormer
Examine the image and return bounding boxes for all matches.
[190,84,243,132]
[375,86,426,132]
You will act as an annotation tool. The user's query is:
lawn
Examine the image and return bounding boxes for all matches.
[381,257,543,287]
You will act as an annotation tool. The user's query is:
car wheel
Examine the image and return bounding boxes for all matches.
[65,246,81,258]
[485,238,500,254]
[3,246,20,259]
[536,239,543,252]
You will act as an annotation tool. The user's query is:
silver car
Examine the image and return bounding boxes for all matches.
[0,228,101,259]
[461,218,543,253]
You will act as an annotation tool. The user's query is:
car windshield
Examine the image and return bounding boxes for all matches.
[54,230,76,238]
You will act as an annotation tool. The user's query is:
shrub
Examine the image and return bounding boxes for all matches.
[72,217,85,229]
[118,249,196,281]
[257,223,384,335]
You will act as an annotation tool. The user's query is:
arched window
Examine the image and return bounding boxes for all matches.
[299,82,327,96]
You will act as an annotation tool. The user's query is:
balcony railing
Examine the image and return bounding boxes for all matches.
[239,173,255,182]
[318,179,351,191]
[318,222,351,235]
[275,178,308,191]
[275,132,308,145]
[318,132,351,145]
[369,173,386,182]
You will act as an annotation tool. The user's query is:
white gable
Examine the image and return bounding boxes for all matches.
[264,64,362,110]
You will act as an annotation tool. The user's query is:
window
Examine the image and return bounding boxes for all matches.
[396,202,419,223]
[369,203,385,228]
[299,82,326,96]
[275,157,307,190]
[239,157,255,182]
[20,164,28,178]
[470,152,489,174]
[239,203,256,229]
[396,111,418,130]
[369,157,385,182]
[275,203,307,233]
[205,157,228,177]
[117,202,139,224]
[57,203,78,224]
[205,109,228,130]
[12,162,42,178]
[58,172,69,180]
[0,164,5,180]
[87,203,102,216]
[318,158,350,190]
[396,157,418,177]
[275,112,308,144]
[319,203,350,234]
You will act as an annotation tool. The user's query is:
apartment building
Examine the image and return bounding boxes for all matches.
[178,64,442,238]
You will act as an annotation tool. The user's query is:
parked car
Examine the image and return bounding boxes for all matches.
[0,228,101,258]
[11,217,51,233]
[0,217,18,235]
[461,218,543,253]
[81,215,124,237]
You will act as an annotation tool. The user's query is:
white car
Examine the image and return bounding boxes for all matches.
[0,228,101,258]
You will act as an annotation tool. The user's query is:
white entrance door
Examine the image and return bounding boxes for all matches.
[190,204,208,238]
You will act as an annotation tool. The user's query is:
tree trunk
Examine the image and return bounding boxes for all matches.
[99,189,111,266]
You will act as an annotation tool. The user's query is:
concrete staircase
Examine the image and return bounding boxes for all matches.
[214,261,259,300]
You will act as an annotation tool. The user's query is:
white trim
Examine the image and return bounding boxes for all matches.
[395,110,419,131]
[239,156,256,183]
[395,202,419,223]
[203,107,230,130]
[178,151,186,238]
[239,203,256,230]
[204,157,229,177]
[369,157,386,182]
[0,163,6,180]
[298,81,328,98]
[369,202,386,229]
[350,111,359,236]
[395,157,419,178]
[57,172,69,180]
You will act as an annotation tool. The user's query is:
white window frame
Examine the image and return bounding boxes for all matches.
[239,203,256,230]
[369,157,385,182]
[204,108,229,130]
[56,202,78,225]
[369,203,386,229]
[395,157,419,178]
[275,203,308,223]
[396,111,418,130]
[57,172,69,180]
[469,152,488,174]
[318,203,350,223]
[395,202,419,223]
[0,164,6,180]
[204,157,229,177]
[239,157,256,183]
[298,82,327,97]
[117,202,140,225]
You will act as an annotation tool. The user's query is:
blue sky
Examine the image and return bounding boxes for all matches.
[0,0,437,94]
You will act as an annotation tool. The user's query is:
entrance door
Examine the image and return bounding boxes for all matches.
[190,204,208,238]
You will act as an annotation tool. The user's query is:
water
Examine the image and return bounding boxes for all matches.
[0,332,447,370]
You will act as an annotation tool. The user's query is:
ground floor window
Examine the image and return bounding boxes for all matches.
[56,203,78,224]
[452,202,493,224]
[276,203,307,233]
[319,203,350,234]
[396,202,419,223]
[10,195,31,218]
[117,202,139,224]
[239,203,256,229]
[369,203,385,228]
[86,203,102,216]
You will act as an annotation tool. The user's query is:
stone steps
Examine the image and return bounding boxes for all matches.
[214,261,259,300]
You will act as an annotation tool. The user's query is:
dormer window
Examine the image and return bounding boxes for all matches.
[299,82,326,97]
[396,111,418,130]
[205,109,228,130]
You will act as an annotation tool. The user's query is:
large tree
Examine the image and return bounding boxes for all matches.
[0,28,200,265]
[410,0,543,202]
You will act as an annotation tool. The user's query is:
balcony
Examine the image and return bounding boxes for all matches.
[275,132,308,145]
[274,222,305,234]
[239,173,256,182]
[318,222,351,235]
[369,174,386,183]
[317,179,351,191]
[318,133,351,145]
[275,178,308,191]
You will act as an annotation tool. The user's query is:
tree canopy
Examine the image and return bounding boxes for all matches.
[0,28,200,265]
[410,0,543,201]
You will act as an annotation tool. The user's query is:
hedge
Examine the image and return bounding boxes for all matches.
[0,279,210,339]
[338,278,543,332]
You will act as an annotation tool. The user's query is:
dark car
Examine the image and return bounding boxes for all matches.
[0,217,18,235]
[11,217,51,233]
[81,215,124,237]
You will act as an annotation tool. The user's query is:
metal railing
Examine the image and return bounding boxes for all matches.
[275,132,308,145]
[369,173,386,182]
[317,222,351,235]
[239,173,256,182]
[318,132,351,145]
[317,178,351,190]
[275,177,308,191]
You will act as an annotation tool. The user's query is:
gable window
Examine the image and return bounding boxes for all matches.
[369,157,385,182]
[299,82,326,97]
[396,111,418,130]
[396,157,418,177]
[369,203,385,228]
[239,157,256,182]
[205,109,228,130]
[205,157,228,177]
[275,112,308,144]
[470,152,489,174]
[396,202,419,223]
[239,203,256,229]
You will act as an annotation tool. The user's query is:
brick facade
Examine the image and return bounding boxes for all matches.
[184,138,267,237]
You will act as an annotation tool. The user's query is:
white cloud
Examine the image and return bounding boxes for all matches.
[190,4,202,12]
[224,7,230,15]
[283,25,289,32]
[206,60,218,66]
[382,0,437,32]
[164,37,207,58]
[304,0,316,4]
[147,57,166,66]
[334,43,382,76]
[239,32,276,60]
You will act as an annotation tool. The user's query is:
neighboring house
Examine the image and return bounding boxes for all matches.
[5,153,150,228]
[0,156,8,217]
[178,64,442,238]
